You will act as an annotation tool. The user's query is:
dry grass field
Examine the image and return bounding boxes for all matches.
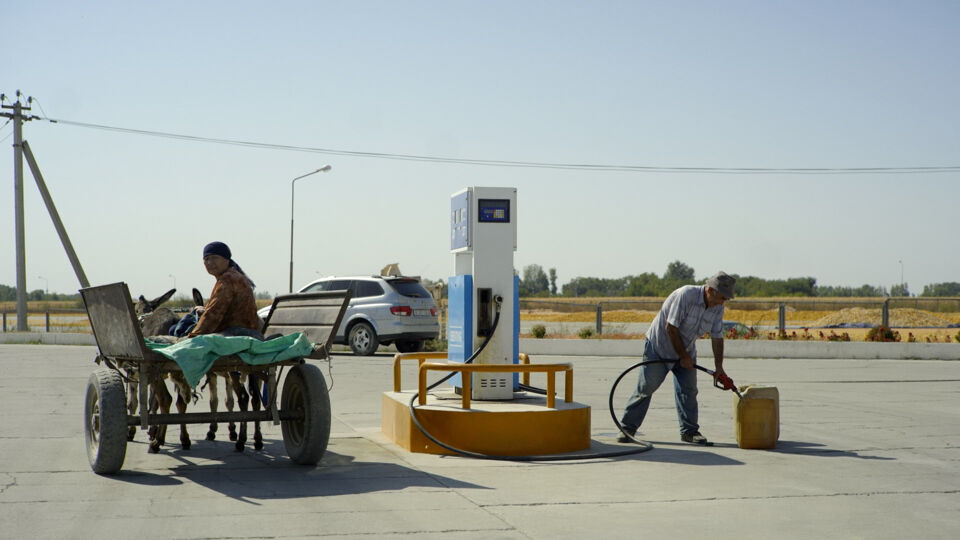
[4,297,959,343]
[520,298,960,342]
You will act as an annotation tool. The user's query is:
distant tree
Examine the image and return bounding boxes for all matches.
[890,283,910,297]
[920,282,960,297]
[625,272,662,296]
[0,284,14,302]
[548,268,558,296]
[520,264,550,297]
[663,261,695,282]
[562,276,629,297]
[817,284,888,297]
[782,277,817,296]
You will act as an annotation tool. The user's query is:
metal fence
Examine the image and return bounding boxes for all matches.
[1,309,90,333]
[520,298,960,335]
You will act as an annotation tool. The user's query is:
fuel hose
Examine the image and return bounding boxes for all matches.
[407,297,659,461]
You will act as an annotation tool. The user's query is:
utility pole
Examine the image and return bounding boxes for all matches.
[1,91,39,331]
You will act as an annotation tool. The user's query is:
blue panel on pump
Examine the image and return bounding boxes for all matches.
[447,275,472,387]
[450,191,470,250]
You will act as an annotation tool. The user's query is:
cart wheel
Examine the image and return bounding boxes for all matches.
[280,363,331,465]
[85,369,128,474]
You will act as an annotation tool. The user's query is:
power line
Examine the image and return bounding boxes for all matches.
[42,117,960,175]
[0,118,11,143]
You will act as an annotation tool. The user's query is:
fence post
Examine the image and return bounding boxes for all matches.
[45,311,50,332]
[778,303,785,335]
[2,311,5,332]
[882,299,890,327]
[596,302,603,335]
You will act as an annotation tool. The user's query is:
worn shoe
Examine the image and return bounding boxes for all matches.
[617,429,638,443]
[681,431,709,445]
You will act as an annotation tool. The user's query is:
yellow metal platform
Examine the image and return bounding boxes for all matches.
[382,390,591,456]
[382,352,592,456]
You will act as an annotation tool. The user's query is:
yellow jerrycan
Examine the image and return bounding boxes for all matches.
[734,385,779,449]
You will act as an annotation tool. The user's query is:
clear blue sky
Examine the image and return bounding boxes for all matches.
[2,1,958,299]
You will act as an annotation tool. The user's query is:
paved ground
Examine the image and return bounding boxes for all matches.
[1,344,958,539]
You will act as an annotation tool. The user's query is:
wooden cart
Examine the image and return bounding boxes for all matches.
[80,282,350,474]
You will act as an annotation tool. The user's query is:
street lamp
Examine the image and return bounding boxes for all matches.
[169,274,176,291]
[37,275,48,295]
[289,165,332,292]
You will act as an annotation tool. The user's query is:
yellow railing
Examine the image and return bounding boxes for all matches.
[392,351,574,410]
[393,352,448,392]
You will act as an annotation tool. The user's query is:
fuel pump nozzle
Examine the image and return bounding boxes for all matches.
[694,365,743,400]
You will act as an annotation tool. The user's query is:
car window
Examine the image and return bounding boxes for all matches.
[326,280,352,291]
[303,280,351,292]
[389,280,432,298]
[301,282,327,292]
[354,280,385,298]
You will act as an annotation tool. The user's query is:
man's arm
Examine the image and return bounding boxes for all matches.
[666,323,694,369]
[711,337,727,381]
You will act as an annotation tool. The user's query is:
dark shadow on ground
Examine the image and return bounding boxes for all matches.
[423,437,745,467]
[768,440,896,460]
[105,437,488,502]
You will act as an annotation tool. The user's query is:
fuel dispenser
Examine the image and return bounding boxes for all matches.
[448,186,519,400]
[381,186,592,458]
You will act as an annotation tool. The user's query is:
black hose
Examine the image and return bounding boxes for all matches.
[608,360,726,445]
[407,300,655,461]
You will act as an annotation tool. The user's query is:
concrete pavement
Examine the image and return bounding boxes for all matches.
[1,343,958,539]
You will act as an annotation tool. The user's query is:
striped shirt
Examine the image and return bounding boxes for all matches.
[646,285,724,360]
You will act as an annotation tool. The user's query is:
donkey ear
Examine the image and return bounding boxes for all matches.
[156,288,176,305]
[192,288,204,306]
[135,295,151,315]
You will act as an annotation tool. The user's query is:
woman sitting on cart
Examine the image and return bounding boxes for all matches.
[186,241,262,339]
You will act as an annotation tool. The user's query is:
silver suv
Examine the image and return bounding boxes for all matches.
[263,275,440,355]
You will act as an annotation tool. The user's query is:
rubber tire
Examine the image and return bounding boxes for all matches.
[347,321,379,355]
[85,369,128,474]
[280,363,331,465]
[396,340,424,353]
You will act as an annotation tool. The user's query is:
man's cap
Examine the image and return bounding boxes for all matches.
[706,271,736,299]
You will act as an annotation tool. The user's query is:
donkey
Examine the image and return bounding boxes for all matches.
[136,289,196,452]
[137,288,272,454]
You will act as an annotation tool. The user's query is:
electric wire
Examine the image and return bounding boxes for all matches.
[30,97,50,120]
[39,116,960,175]
[0,118,12,143]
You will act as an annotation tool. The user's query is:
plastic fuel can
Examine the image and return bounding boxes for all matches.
[734,385,779,449]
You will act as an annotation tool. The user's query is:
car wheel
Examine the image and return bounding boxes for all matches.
[348,322,379,355]
[396,340,423,353]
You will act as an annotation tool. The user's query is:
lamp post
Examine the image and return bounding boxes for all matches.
[289,165,332,292]
[37,275,48,295]
[169,274,176,291]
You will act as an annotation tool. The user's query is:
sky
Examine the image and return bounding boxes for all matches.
[2,0,959,300]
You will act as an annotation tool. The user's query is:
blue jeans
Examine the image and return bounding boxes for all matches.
[620,340,700,435]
